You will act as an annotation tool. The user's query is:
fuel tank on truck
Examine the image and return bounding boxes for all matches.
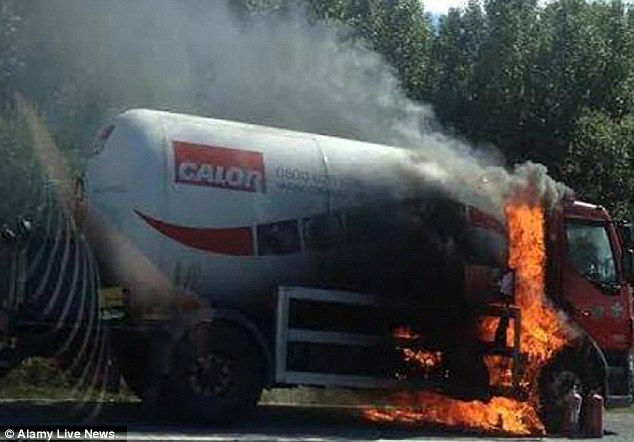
[82,109,507,317]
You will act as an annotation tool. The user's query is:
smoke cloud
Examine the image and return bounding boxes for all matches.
[25,0,567,216]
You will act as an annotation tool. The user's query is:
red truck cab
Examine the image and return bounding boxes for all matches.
[549,200,634,406]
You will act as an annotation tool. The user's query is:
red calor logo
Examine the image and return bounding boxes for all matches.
[174,141,266,193]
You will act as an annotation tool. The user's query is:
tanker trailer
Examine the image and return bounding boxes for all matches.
[80,109,516,421]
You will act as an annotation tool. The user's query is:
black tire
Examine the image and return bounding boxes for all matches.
[538,351,601,434]
[0,350,18,380]
[109,332,149,398]
[162,323,264,423]
[0,367,11,380]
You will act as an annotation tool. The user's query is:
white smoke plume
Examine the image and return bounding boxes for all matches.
[26,0,567,215]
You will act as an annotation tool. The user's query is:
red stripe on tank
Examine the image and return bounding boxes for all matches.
[135,210,254,256]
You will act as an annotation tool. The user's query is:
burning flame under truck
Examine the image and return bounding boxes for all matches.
[1,109,634,435]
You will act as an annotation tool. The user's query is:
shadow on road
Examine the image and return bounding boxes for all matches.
[0,401,518,440]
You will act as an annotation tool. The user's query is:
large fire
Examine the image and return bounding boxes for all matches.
[364,204,571,435]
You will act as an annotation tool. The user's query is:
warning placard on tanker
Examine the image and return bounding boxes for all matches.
[173,141,266,193]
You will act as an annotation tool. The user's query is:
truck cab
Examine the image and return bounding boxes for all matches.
[549,200,634,406]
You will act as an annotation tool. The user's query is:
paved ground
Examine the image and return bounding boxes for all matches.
[0,401,632,441]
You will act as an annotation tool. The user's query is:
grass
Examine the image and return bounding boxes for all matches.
[261,387,388,406]
[0,358,369,405]
[0,357,388,406]
[607,406,634,414]
[0,357,135,402]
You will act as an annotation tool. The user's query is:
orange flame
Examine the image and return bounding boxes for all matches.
[365,392,542,435]
[364,203,571,436]
[392,326,440,369]
[393,325,419,339]
[402,348,442,369]
[506,205,568,363]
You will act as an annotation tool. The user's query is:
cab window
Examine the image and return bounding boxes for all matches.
[565,221,618,286]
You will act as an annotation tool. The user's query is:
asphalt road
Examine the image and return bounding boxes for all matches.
[0,401,632,441]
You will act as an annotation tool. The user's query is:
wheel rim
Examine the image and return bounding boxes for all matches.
[188,352,234,397]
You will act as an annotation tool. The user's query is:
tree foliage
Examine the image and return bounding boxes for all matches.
[563,110,634,219]
[0,0,633,219]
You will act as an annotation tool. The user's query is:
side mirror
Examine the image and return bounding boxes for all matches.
[623,249,634,284]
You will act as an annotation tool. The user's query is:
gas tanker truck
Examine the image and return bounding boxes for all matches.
[81,109,517,415]
[2,109,633,432]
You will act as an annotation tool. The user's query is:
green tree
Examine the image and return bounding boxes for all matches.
[375,0,434,99]
[0,113,46,223]
[4,0,634,219]
[0,1,22,111]
[467,0,540,161]
[304,0,434,100]
[563,110,634,218]
[525,0,634,175]
[431,0,486,134]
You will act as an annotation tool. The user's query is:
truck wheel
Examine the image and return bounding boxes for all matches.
[538,353,600,434]
[109,329,168,400]
[0,367,10,380]
[112,337,148,398]
[163,323,263,423]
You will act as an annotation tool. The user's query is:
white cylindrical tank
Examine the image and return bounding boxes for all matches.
[83,109,504,314]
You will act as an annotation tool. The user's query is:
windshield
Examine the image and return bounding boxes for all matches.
[565,221,618,286]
